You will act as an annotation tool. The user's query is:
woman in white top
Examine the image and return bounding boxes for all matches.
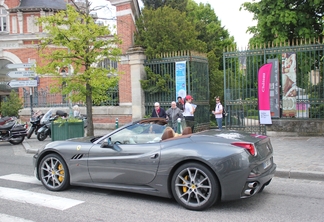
[183,95,195,132]
[212,96,223,130]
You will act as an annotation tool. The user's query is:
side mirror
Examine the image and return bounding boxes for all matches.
[100,137,114,148]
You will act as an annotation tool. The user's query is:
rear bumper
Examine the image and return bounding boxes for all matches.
[241,163,277,198]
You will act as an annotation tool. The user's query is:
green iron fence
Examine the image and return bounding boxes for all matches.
[22,85,119,108]
[144,51,210,132]
[223,41,324,134]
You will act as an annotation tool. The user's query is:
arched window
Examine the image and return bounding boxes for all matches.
[0,6,8,32]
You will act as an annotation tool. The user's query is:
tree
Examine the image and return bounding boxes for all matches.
[36,1,122,136]
[241,0,324,45]
[143,0,188,11]
[186,0,235,106]
[0,90,23,117]
[135,6,207,58]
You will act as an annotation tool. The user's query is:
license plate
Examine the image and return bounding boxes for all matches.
[263,159,271,169]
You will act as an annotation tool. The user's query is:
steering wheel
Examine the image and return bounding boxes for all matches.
[114,141,121,144]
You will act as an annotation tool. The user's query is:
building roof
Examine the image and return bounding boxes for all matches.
[9,0,67,12]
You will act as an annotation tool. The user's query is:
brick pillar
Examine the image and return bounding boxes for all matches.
[109,0,140,106]
[4,0,20,8]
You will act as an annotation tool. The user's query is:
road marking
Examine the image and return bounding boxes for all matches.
[0,174,41,185]
[0,187,84,210]
[0,213,35,222]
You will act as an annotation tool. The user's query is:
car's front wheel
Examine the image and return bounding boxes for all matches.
[171,162,219,211]
[38,153,70,191]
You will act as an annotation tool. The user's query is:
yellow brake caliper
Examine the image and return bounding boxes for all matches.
[58,164,64,182]
[183,175,188,193]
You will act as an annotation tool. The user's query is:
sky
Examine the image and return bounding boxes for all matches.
[193,0,256,48]
[91,0,256,48]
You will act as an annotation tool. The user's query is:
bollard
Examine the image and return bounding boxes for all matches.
[115,118,119,129]
[177,118,181,134]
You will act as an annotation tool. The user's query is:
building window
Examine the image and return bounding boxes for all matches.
[0,6,8,32]
[99,58,117,70]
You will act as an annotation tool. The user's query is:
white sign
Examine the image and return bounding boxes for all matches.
[6,63,35,69]
[7,71,36,78]
[8,80,37,88]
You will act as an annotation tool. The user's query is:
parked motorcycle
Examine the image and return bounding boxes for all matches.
[0,116,14,125]
[37,109,67,141]
[26,111,44,139]
[0,117,27,145]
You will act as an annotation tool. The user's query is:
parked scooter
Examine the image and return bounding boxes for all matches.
[26,111,44,139]
[0,117,27,145]
[37,109,67,141]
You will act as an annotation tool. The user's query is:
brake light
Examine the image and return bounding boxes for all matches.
[231,142,257,156]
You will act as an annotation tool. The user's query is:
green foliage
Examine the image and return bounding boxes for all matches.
[0,90,23,117]
[54,117,82,127]
[143,0,188,11]
[247,109,258,117]
[241,0,324,45]
[137,1,235,109]
[35,3,122,136]
[135,6,206,58]
[140,67,173,94]
[186,1,234,106]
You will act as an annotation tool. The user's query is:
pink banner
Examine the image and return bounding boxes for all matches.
[258,63,272,124]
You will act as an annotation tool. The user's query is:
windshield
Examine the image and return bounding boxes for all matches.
[40,109,53,124]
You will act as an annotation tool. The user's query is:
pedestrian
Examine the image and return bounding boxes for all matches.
[151,102,167,118]
[176,96,184,111]
[73,105,81,117]
[212,96,223,130]
[183,95,195,132]
[166,101,183,132]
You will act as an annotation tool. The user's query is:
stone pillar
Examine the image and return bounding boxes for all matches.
[127,47,146,120]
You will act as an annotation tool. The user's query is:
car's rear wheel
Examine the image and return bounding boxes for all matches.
[39,153,70,191]
[171,162,219,211]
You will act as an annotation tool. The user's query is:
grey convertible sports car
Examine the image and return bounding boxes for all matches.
[33,117,276,211]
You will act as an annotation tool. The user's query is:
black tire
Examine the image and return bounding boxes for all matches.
[37,132,47,141]
[27,126,35,139]
[9,136,25,145]
[171,162,219,211]
[38,153,70,191]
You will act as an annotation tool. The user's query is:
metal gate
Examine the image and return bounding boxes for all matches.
[223,42,324,135]
[144,51,209,131]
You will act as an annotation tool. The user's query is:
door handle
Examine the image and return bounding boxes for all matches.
[150,153,159,159]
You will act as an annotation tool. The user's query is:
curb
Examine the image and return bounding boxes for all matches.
[275,168,324,181]
[22,141,39,154]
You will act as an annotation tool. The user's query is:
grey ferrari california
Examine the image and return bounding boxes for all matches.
[33,117,276,211]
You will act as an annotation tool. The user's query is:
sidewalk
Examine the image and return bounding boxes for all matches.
[22,130,324,182]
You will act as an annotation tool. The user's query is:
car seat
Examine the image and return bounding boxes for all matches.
[182,127,192,135]
[161,127,175,140]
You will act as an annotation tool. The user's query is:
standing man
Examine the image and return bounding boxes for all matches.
[212,96,223,130]
[151,102,167,118]
[166,101,183,132]
[176,96,184,111]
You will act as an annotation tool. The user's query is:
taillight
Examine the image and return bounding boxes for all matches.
[231,142,257,156]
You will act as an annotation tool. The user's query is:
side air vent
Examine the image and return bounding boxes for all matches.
[71,154,84,160]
